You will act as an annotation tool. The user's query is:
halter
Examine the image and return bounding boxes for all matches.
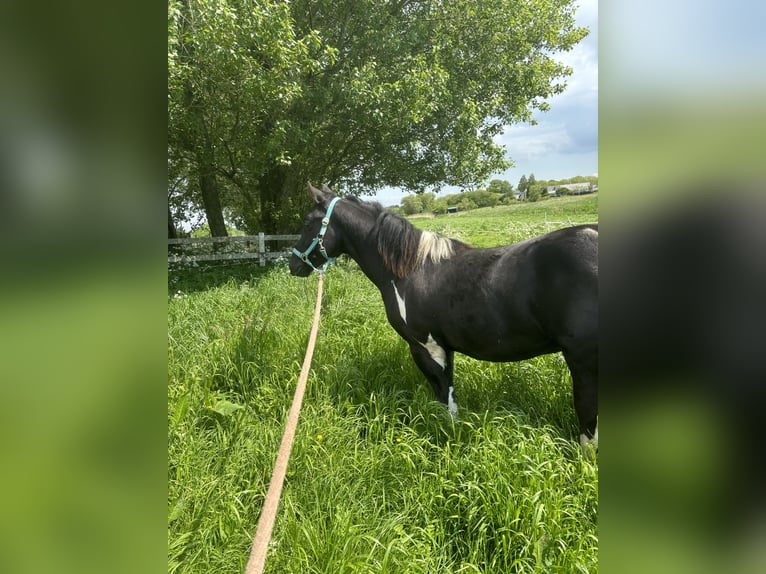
[292,197,341,273]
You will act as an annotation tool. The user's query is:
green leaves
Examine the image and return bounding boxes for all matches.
[169,0,589,233]
[209,398,245,418]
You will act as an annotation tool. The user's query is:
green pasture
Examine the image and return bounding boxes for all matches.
[411,194,598,247]
[168,195,598,573]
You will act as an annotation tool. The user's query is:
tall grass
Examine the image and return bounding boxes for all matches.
[168,197,598,573]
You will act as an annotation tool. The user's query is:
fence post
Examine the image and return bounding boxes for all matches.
[258,232,266,266]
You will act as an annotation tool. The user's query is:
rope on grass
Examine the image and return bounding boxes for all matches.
[244,272,324,574]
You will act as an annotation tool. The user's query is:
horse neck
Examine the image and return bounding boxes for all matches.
[336,202,395,287]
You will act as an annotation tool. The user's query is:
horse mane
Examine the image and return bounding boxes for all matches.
[357,199,468,279]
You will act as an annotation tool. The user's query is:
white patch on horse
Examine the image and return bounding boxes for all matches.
[579,416,598,456]
[448,386,458,415]
[419,333,446,369]
[417,231,454,267]
[391,280,407,324]
[582,227,598,238]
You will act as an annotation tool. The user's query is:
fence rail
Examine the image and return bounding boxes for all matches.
[168,233,300,266]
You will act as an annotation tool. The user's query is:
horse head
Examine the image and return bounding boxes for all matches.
[289,183,343,276]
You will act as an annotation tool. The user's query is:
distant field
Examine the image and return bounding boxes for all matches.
[411,194,598,247]
[168,194,599,573]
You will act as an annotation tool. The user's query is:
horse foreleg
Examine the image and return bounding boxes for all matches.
[408,340,457,414]
[563,349,598,457]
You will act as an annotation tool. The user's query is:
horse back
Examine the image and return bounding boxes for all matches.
[406,225,597,361]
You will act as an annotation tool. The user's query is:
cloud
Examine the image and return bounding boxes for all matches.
[603,0,766,97]
[497,123,571,161]
[374,0,599,202]
[495,0,598,172]
[557,1,598,102]
[497,94,597,162]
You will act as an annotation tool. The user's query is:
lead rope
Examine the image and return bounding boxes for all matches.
[244,272,324,574]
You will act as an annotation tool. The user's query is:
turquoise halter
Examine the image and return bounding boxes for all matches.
[292,197,341,273]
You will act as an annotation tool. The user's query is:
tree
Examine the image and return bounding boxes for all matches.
[525,174,539,201]
[457,197,478,211]
[169,0,587,233]
[433,198,449,214]
[420,192,436,213]
[465,189,499,208]
[445,193,463,207]
[486,179,514,196]
[528,185,545,202]
[401,195,423,216]
[168,0,322,233]
[518,175,529,198]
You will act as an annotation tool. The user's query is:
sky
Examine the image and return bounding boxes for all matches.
[601,0,766,99]
[373,0,598,207]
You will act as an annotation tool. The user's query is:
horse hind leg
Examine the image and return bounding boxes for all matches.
[563,349,598,457]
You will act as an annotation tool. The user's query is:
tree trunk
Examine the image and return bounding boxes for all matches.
[259,168,281,234]
[198,155,228,237]
[258,165,302,234]
[239,186,262,235]
[168,205,178,239]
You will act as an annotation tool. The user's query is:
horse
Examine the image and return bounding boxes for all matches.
[290,183,598,454]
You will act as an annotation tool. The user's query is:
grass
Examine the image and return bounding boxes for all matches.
[168,195,598,573]
[413,194,598,247]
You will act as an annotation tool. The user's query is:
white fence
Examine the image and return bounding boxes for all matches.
[168,233,300,266]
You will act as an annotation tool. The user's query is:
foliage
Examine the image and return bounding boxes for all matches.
[518,174,529,194]
[547,175,599,196]
[464,189,500,208]
[168,0,588,233]
[401,194,424,215]
[433,197,449,215]
[511,174,599,203]
[420,192,436,214]
[190,224,244,238]
[398,173,594,216]
[168,0,325,233]
[168,197,598,572]
[401,192,437,215]
[487,178,514,197]
[553,175,598,185]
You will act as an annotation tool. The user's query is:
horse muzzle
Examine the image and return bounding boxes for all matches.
[289,256,314,277]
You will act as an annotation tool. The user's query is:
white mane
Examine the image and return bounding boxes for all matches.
[416,231,455,267]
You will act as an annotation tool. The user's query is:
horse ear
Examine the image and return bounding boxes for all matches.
[307,182,325,205]
[307,181,333,206]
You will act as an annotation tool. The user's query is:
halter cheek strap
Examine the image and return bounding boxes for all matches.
[292,197,341,273]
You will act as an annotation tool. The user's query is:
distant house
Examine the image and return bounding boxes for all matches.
[546,182,596,196]
[446,206,458,214]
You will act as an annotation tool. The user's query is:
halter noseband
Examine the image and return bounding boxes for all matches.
[292,197,341,273]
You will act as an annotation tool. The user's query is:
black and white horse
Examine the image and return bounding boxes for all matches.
[290,183,598,454]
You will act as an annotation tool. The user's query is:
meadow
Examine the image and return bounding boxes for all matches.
[412,194,599,247]
[168,194,599,573]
